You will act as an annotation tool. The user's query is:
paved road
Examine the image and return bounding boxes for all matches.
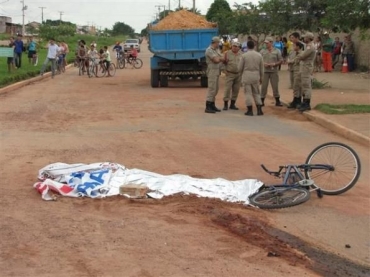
[0,41,368,275]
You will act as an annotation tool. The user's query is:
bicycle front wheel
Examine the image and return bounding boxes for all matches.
[78,61,84,76]
[249,187,310,209]
[118,58,125,69]
[133,58,143,69]
[305,142,361,195]
[109,63,116,76]
[95,63,106,78]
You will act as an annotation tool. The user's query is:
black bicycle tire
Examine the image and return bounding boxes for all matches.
[305,142,361,195]
[109,63,116,76]
[88,64,94,78]
[79,61,84,76]
[249,187,310,209]
[118,58,125,69]
[133,58,143,69]
[95,63,106,78]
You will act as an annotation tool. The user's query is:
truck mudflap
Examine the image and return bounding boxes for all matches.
[159,71,206,75]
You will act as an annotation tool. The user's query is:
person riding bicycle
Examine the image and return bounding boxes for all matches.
[113,41,123,58]
[99,46,112,77]
[86,44,99,74]
[128,45,138,60]
[77,41,88,71]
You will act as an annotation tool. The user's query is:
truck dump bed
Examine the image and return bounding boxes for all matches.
[148,28,218,60]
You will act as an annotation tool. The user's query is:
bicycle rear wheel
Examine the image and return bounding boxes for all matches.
[109,63,116,76]
[249,187,310,209]
[305,142,361,195]
[133,58,143,69]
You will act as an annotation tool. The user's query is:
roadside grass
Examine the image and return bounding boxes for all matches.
[312,78,330,89]
[0,34,125,88]
[315,104,370,114]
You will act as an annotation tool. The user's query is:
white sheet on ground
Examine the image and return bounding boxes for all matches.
[33,162,263,205]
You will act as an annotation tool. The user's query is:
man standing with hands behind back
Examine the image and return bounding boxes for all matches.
[238,40,264,116]
[204,36,225,114]
[260,37,283,107]
[222,41,242,111]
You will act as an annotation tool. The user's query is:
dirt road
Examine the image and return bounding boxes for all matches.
[0,42,369,277]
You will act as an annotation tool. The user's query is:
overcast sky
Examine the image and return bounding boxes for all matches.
[0,0,258,32]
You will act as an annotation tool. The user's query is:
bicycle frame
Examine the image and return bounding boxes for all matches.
[261,163,334,190]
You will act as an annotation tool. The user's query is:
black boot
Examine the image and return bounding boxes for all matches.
[296,97,303,109]
[223,101,228,110]
[211,102,221,112]
[205,101,216,113]
[275,97,283,107]
[257,105,263,116]
[244,106,253,116]
[229,100,239,110]
[299,99,311,112]
[261,98,265,107]
[287,97,299,109]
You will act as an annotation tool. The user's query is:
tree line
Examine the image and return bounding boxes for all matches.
[206,0,370,39]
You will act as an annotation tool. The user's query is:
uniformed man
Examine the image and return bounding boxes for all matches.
[222,41,242,110]
[205,36,225,113]
[287,41,304,109]
[296,32,316,112]
[238,40,264,116]
[260,37,283,106]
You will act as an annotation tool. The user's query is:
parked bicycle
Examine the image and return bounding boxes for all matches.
[249,142,361,209]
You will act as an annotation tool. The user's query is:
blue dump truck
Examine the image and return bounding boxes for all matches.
[148,28,219,88]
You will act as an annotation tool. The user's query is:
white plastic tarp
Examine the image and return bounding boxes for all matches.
[33,162,263,205]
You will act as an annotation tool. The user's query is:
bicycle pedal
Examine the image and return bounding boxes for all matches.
[298,179,314,187]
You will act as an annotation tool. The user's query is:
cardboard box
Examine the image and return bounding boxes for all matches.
[119,184,149,199]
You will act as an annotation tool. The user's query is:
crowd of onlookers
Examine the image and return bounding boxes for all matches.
[219,32,356,72]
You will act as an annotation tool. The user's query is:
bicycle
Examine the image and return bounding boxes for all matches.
[95,60,116,77]
[86,58,97,78]
[78,58,87,76]
[249,142,361,209]
[117,52,143,69]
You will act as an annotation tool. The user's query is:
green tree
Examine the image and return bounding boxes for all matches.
[233,2,272,48]
[259,0,293,34]
[322,0,370,34]
[39,24,76,40]
[111,22,135,36]
[206,0,234,35]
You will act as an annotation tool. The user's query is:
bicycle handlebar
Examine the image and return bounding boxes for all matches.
[260,164,283,177]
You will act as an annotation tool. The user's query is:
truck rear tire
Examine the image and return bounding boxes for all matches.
[151,70,159,88]
[200,76,208,88]
[160,75,168,87]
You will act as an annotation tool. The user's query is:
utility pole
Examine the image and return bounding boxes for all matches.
[58,11,64,25]
[192,0,195,13]
[155,5,161,19]
[155,5,166,19]
[168,0,170,11]
[178,0,180,9]
[39,7,46,23]
[21,0,27,35]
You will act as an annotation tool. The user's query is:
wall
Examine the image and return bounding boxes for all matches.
[0,16,12,34]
